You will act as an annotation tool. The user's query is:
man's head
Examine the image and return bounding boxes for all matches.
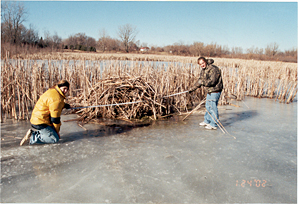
[198,57,207,69]
[57,80,69,95]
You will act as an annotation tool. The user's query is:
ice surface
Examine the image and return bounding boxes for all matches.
[1,97,297,203]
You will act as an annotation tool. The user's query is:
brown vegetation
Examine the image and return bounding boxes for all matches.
[1,52,297,123]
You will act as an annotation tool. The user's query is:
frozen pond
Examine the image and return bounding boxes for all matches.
[0,97,296,203]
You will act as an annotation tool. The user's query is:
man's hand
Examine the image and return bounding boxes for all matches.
[64,103,71,109]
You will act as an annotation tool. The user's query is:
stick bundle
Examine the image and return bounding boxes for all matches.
[68,75,200,123]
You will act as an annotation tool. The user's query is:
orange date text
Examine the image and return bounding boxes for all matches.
[236,179,267,187]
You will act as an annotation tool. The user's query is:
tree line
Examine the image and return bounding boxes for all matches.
[1,1,296,62]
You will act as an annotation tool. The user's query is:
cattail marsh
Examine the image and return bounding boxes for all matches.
[1,52,296,123]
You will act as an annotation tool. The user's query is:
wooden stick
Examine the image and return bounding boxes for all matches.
[228,102,240,107]
[182,98,206,121]
[208,106,236,139]
[206,109,225,134]
[78,123,87,131]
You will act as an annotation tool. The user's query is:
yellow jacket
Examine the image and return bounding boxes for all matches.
[30,85,65,133]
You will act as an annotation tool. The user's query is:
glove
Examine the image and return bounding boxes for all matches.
[64,103,71,109]
[53,123,61,133]
[190,79,204,94]
[52,124,61,139]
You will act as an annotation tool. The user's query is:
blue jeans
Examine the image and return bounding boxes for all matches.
[204,92,221,127]
[30,126,60,144]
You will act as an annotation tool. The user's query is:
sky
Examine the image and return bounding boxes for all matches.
[16,1,298,52]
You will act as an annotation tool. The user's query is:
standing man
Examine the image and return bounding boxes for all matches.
[189,57,223,130]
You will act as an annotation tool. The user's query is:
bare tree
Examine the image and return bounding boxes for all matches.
[246,46,257,57]
[265,42,279,56]
[42,30,62,51]
[284,48,297,57]
[1,1,28,53]
[64,33,96,51]
[43,30,53,48]
[106,37,122,52]
[204,43,217,57]
[190,42,204,56]
[52,32,62,50]
[231,46,243,56]
[75,33,87,47]
[86,36,96,51]
[65,34,76,50]
[22,24,39,45]
[98,28,109,52]
[117,24,138,52]
[175,41,190,56]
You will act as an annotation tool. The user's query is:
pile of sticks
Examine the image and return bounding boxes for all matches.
[68,75,199,123]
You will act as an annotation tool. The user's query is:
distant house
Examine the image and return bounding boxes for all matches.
[140,47,150,52]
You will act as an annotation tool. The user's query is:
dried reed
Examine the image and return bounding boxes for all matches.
[1,52,296,123]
